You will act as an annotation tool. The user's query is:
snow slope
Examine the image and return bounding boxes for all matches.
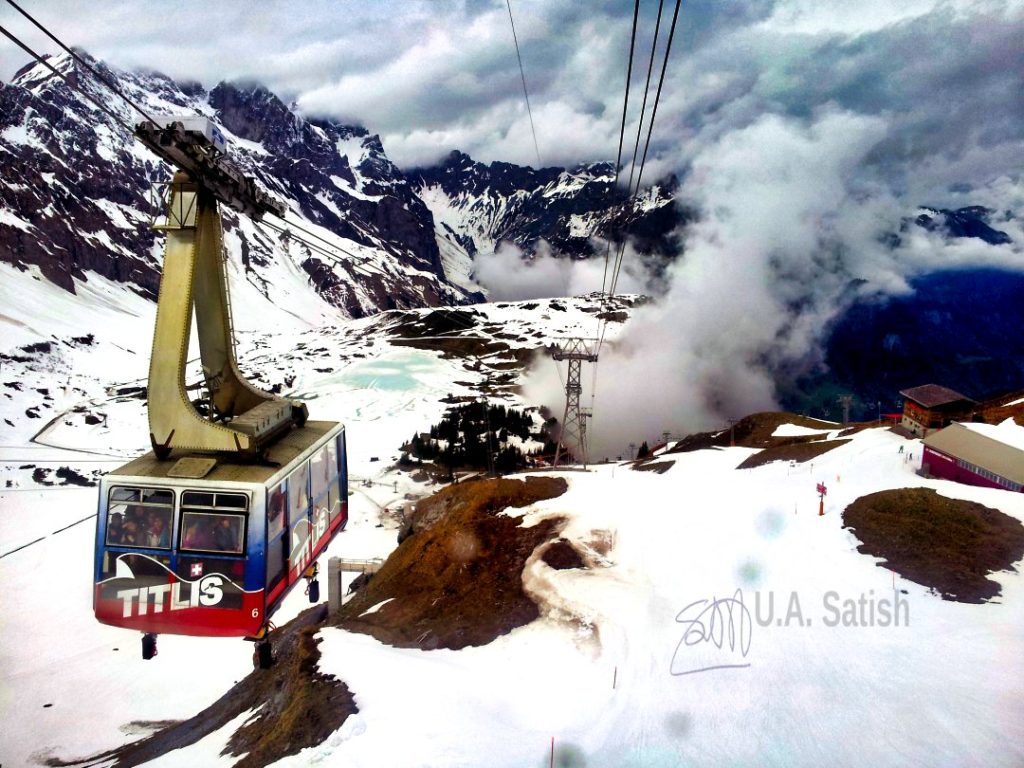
[294,430,1024,768]
[771,423,837,438]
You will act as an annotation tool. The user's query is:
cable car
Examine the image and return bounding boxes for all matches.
[93,117,351,664]
[93,421,347,643]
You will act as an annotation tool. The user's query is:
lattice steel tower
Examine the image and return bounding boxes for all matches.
[550,338,598,466]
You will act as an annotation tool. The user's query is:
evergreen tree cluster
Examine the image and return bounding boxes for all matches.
[404,402,545,474]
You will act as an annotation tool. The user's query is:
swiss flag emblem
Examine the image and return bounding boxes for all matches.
[190,562,203,578]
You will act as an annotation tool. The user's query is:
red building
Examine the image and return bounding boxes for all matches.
[922,421,1024,493]
[899,384,976,437]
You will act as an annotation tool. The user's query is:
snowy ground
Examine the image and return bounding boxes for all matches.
[283,430,1024,768]
[2,268,1023,767]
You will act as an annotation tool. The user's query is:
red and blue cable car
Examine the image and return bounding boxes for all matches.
[93,421,347,644]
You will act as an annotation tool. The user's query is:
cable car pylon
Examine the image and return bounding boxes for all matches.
[134,119,304,460]
[549,338,598,467]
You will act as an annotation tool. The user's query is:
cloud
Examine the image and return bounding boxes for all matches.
[494,0,1024,459]
[0,0,644,167]
[474,240,649,301]
[5,1,1021,187]
[527,104,1024,458]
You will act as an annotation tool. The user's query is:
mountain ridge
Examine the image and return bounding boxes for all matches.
[0,49,685,321]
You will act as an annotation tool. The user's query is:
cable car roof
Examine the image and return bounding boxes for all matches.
[105,420,342,487]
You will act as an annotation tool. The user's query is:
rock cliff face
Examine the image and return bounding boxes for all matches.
[412,149,685,260]
[0,56,161,296]
[207,82,444,278]
[0,51,471,318]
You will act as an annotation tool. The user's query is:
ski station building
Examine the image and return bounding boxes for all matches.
[899,384,976,437]
[922,420,1024,493]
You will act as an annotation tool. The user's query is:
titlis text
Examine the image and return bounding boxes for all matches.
[116,574,225,617]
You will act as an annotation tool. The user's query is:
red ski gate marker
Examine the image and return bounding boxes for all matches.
[816,483,828,496]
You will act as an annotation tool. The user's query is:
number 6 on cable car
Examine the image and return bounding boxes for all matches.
[93,421,347,639]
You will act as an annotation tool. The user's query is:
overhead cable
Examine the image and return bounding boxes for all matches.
[266,211,370,266]
[0,23,135,133]
[606,0,679,301]
[631,0,683,206]
[601,0,642,297]
[604,0,666,307]
[258,219,377,280]
[505,0,542,167]
[3,0,159,125]
[609,0,682,297]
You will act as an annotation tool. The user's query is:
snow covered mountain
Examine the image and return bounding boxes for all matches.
[3,49,1020,428]
[412,149,683,267]
[0,50,687,324]
[0,50,478,320]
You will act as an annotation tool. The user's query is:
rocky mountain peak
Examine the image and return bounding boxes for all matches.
[0,49,473,316]
[915,206,1013,245]
[411,149,683,260]
[209,81,303,148]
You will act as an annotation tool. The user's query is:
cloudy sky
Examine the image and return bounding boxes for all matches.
[0,0,1019,179]
[3,0,1022,448]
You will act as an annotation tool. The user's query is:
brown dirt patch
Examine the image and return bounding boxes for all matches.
[843,488,1024,603]
[542,539,586,570]
[668,411,841,453]
[737,439,850,469]
[336,476,568,650]
[979,388,1024,426]
[45,605,355,768]
[386,308,532,367]
[631,459,675,474]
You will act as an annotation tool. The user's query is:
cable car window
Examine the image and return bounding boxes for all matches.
[290,463,310,521]
[183,491,214,507]
[106,486,173,549]
[142,488,173,505]
[180,512,245,554]
[328,476,342,522]
[179,491,249,555]
[337,433,347,489]
[182,491,248,509]
[311,443,338,500]
[110,487,136,504]
[268,482,286,540]
[327,439,338,474]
